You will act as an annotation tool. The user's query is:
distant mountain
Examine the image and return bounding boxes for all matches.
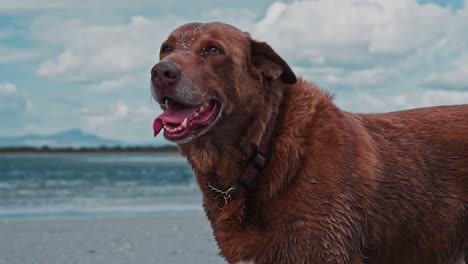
[0,129,124,148]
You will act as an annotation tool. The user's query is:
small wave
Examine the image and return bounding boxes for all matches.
[0,182,12,189]
[0,203,203,221]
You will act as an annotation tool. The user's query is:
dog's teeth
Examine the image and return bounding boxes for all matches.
[164,99,168,107]
[181,118,188,128]
[194,112,200,118]
[199,106,205,113]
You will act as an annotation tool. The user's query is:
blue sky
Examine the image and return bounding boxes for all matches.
[0,0,467,145]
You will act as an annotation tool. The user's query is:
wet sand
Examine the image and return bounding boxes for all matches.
[0,213,224,264]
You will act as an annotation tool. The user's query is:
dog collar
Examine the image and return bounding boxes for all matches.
[206,96,281,209]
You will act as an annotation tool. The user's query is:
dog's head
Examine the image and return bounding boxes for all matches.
[151,22,296,144]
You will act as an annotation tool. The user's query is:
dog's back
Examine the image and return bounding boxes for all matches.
[358,105,468,263]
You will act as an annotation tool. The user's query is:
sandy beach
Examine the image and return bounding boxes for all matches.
[0,212,224,264]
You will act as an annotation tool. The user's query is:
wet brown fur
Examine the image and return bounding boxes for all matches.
[155,22,468,264]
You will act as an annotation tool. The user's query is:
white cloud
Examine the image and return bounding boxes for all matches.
[367,0,451,54]
[84,70,149,92]
[0,46,41,64]
[0,30,14,39]
[336,89,468,113]
[87,101,129,128]
[252,0,468,91]
[86,100,160,143]
[206,7,257,29]
[0,83,28,116]
[0,82,16,95]
[254,0,452,57]
[87,78,129,92]
[417,90,468,106]
[0,0,158,11]
[423,52,468,89]
[425,66,468,89]
[114,101,130,118]
[25,99,34,113]
[35,15,186,82]
[0,0,66,10]
[323,67,391,88]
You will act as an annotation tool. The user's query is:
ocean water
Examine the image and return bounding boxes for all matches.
[0,152,203,220]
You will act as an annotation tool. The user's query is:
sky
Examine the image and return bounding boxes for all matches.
[0,0,467,145]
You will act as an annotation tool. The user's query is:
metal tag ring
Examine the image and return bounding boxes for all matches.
[215,195,228,209]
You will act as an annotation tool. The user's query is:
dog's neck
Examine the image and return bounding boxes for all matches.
[180,82,284,187]
[179,79,329,221]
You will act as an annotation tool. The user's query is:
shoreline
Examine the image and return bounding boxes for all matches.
[0,212,224,264]
[0,146,180,154]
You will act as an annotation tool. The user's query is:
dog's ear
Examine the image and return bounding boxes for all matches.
[250,39,297,84]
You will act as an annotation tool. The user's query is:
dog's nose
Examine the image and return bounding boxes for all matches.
[151,62,180,89]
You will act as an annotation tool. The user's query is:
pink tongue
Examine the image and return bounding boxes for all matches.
[153,118,164,137]
[152,104,199,137]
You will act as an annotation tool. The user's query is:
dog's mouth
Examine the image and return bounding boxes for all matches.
[153,97,222,143]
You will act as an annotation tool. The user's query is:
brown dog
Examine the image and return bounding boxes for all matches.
[150,22,468,264]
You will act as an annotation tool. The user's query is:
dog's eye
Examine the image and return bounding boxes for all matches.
[161,45,173,53]
[202,45,223,55]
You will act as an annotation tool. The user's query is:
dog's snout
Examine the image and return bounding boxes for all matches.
[151,62,180,89]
